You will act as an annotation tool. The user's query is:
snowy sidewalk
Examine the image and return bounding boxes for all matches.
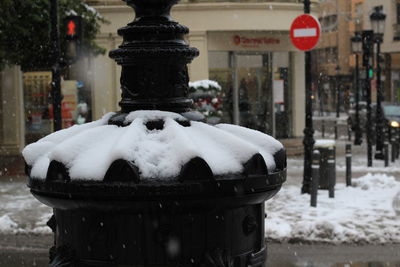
[265,173,400,244]
[0,170,400,245]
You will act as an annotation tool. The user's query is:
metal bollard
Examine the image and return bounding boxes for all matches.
[384,142,389,167]
[322,120,325,138]
[334,120,338,140]
[397,130,400,159]
[347,124,352,142]
[346,143,352,186]
[391,134,396,163]
[311,150,320,207]
[328,146,335,198]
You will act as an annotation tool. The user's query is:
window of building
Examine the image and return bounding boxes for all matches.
[354,2,364,31]
[394,3,400,40]
[320,15,338,32]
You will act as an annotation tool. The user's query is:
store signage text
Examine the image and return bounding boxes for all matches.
[233,35,280,48]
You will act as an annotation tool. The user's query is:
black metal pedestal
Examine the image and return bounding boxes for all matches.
[29,164,286,266]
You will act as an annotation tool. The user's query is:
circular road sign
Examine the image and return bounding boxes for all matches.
[290,14,321,51]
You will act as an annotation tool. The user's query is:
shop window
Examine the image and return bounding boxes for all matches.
[208,51,291,137]
[320,14,338,32]
[23,72,92,144]
[326,47,337,63]
[23,72,52,144]
[208,51,233,124]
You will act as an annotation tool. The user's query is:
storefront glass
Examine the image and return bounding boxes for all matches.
[23,72,92,144]
[209,51,290,138]
[23,72,53,144]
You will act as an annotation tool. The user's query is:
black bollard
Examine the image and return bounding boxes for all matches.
[334,120,338,140]
[384,142,389,167]
[347,124,352,142]
[392,143,396,163]
[397,129,400,159]
[391,133,396,163]
[311,150,320,207]
[328,146,335,198]
[322,120,325,138]
[346,143,352,186]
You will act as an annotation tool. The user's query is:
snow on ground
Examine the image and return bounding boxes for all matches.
[265,173,400,244]
[0,180,52,234]
[1,172,399,244]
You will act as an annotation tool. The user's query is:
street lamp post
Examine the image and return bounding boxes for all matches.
[335,65,340,140]
[362,30,374,167]
[50,0,62,131]
[301,0,315,194]
[351,32,363,145]
[370,6,386,160]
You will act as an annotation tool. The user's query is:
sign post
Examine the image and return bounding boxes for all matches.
[291,10,321,194]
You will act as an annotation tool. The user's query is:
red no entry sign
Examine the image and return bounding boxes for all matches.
[290,14,321,51]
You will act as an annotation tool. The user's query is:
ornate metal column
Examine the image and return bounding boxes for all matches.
[24,1,287,266]
[108,0,199,125]
[50,0,62,131]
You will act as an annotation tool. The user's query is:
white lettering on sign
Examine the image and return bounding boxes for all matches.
[293,28,317,38]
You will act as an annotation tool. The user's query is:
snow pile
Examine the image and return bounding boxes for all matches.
[0,215,18,232]
[125,110,185,122]
[189,80,221,90]
[314,139,335,148]
[22,110,283,181]
[0,213,52,234]
[265,173,400,244]
[0,181,52,234]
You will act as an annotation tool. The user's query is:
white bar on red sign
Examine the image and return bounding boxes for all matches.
[293,28,317,38]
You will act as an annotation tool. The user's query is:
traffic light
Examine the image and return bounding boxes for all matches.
[64,16,82,63]
[65,16,82,40]
[362,31,373,68]
[368,68,374,79]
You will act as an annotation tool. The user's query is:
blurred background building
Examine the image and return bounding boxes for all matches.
[313,0,400,115]
[3,0,400,173]
[311,0,351,114]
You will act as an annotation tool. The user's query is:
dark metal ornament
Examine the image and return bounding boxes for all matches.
[108,0,199,122]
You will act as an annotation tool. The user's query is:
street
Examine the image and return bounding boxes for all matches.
[1,234,400,266]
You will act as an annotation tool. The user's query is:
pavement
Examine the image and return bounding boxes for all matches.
[0,233,399,266]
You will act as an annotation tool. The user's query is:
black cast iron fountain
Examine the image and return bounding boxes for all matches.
[24,0,286,266]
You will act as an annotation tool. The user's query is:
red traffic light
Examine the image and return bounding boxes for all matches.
[67,20,76,36]
[65,16,81,40]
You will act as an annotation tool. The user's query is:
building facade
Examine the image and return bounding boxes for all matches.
[312,0,352,113]
[359,0,400,103]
